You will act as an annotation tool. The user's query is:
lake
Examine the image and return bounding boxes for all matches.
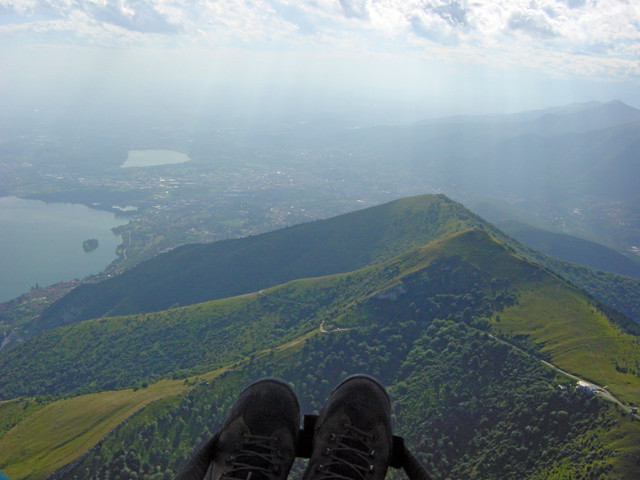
[0,197,128,302]
[121,149,190,168]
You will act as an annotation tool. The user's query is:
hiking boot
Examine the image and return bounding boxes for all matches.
[302,375,393,480]
[205,378,300,480]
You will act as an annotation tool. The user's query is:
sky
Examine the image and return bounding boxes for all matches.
[1,0,639,124]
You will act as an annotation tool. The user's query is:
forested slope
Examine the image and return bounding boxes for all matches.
[34,194,640,345]
[38,194,480,329]
[2,230,640,479]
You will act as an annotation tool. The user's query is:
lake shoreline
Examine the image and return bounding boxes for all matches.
[0,196,128,303]
[24,193,140,216]
[121,149,191,168]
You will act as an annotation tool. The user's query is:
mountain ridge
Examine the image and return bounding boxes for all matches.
[31,194,640,343]
[3,228,640,479]
[37,194,483,329]
[399,101,640,146]
[3,229,639,404]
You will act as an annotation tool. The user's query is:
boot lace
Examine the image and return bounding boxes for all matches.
[315,425,378,480]
[222,433,285,480]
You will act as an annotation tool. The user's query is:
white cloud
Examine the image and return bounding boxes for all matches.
[0,0,639,79]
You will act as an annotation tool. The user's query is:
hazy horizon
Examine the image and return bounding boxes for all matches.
[2,1,639,129]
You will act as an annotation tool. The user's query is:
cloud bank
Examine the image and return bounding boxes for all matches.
[1,1,639,79]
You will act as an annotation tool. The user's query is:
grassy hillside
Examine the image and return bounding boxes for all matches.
[3,230,639,403]
[31,193,640,345]
[36,194,482,330]
[0,345,306,480]
[0,380,190,480]
[491,283,640,405]
[47,278,640,480]
[2,229,640,479]
[0,229,525,399]
[0,287,328,399]
[508,239,640,327]
[465,198,640,324]
[0,254,400,399]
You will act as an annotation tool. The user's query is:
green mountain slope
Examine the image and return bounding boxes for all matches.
[11,230,640,478]
[49,319,639,480]
[34,194,640,342]
[2,229,640,478]
[508,236,640,326]
[38,194,481,330]
[4,229,640,403]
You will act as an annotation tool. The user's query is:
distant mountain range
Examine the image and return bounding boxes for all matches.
[422,100,640,134]
[1,194,640,479]
[424,102,639,204]
[317,101,640,266]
